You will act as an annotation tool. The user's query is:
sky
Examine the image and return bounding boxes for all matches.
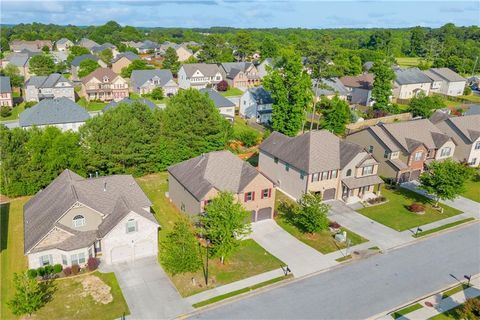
[1,0,479,29]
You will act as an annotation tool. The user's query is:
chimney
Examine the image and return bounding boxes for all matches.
[103,180,107,192]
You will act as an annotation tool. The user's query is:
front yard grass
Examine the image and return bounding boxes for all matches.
[77,97,108,112]
[0,102,26,121]
[275,190,368,254]
[413,218,475,238]
[358,187,463,231]
[429,297,480,320]
[461,172,480,203]
[136,173,285,297]
[220,87,244,97]
[391,303,423,319]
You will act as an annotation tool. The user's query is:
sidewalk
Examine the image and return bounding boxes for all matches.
[185,268,286,305]
[325,241,375,260]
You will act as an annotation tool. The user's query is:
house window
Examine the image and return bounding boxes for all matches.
[384,150,389,159]
[300,171,306,180]
[40,255,52,266]
[368,145,374,153]
[62,254,68,265]
[330,170,338,179]
[346,169,352,177]
[362,165,374,175]
[391,151,400,159]
[180,203,185,212]
[71,253,86,265]
[475,142,480,150]
[440,147,451,157]
[126,219,138,233]
[244,192,255,202]
[414,151,423,161]
[274,157,278,164]
[73,215,85,228]
[261,188,271,199]
[321,171,329,181]
[470,158,477,165]
[285,164,290,171]
[312,173,320,182]
[204,199,212,206]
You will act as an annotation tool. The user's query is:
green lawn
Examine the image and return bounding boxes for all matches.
[358,187,463,231]
[129,92,169,105]
[461,173,480,202]
[31,272,130,320]
[460,94,480,103]
[395,57,431,68]
[0,102,25,121]
[77,97,108,112]
[136,173,285,297]
[220,87,244,97]
[413,218,475,238]
[429,297,480,320]
[275,191,368,254]
[391,303,423,319]
[441,284,470,299]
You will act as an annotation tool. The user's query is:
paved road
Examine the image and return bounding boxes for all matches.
[190,222,480,320]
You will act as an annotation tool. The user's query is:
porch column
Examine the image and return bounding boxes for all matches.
[377,183,382,196]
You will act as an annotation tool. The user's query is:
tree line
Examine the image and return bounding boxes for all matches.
[0,89,232,197]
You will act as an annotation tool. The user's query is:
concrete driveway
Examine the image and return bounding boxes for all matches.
[251,220,337,277]
[107,257,192,319]
[328,200,412,250]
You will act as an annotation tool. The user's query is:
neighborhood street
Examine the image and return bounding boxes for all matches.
[190,222,480,320]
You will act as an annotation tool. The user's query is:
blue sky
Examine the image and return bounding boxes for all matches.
[1,1,479,28]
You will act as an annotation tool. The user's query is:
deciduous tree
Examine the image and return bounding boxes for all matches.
[67,46,91,63]
[78,59,100,78]
[8,271,55,316]
[29,55,55,76]
[318,96,351,134]
[293,192,330,233]
[371,59,395,113]
[98,48,113,65]
[408,93,446,118]
[120,59,152,78]
[162,47,180,75]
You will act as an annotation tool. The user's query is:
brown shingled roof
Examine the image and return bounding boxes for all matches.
[81,67,120,84]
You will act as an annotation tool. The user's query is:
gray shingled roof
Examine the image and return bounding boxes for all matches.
[77,38,99,49]
[260,130,364,174]
[71,54,99,67]
[342,175,383,189]
[0,76,12,93]
[139,40,160,50]
[429,110,451,124]
[55,38,71,45]
[112,51,139,63]
[427,68,466,83]
[103,97,157,112]
[181,63,221,77]
[395,68,432,85]
[313,78,348,97]
[25,73,72,89]
[200,88,235,108]
[221,62,253,76]
[24,169,156,253]
[248,86,273,104]
[444,115,480,143]
[168,150,261,201]
[130,69,174,88]
[19,97,90,127]
[7,53,30,67]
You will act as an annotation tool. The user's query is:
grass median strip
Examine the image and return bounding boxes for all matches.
[335,255,352,262]
[391,303,423,319]
[441,284,470,299]
[413,218,475,238]
[192,275,292,308]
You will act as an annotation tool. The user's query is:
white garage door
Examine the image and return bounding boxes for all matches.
[111,245,133,264]
[110,240,156,264]
[134,240,155,260]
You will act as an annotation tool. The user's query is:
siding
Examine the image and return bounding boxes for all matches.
[168,172,202,215]
[58,205,103,232]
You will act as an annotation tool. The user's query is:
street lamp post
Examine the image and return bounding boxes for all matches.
[205,239,210,286]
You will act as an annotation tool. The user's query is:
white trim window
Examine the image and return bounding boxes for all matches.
[73,215,85,228]
[61,254,68,265]
[330,170,338,179]
[414,151,423,161]
[126,219,138,233]
[440,147,451,157]
[362,165,374,176]
[71,252,86,265]
[475,142,480,150]
[39,254,53,266]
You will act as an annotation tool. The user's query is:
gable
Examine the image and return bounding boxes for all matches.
[193,70,205,77]
[57,202,104,231]
[33,227,73,251]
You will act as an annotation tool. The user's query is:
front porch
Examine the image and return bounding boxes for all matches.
[341,175,384,204]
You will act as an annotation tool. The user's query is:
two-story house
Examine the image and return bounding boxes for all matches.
[434,114,480,167]
[0,76,13,107]
[256,58,273,79]
[81,68,129,102]
[55,38,74,52]
[25,73,75,102]
[339,73,375,106]
[77,38,100,50]
[177,63,223,90]
[111,52,139,74]
[159,42,193,62]
[423,68,467,97]
[10,40,53,53]
[130,69,179,96]
[346,119,456,183]
[200,88,236,121]
[24,169,159,268]
[239,86,273,124]
[220,62,260,89]
[258,130,383,203]
[70,54,107,80]
[168,150,275,222]
[393,67,432,100]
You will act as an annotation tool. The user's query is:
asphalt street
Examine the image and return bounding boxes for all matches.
[190,222,480,320]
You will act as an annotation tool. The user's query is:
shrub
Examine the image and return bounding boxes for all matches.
[150,87,164,100]
[408,203,425,213]
[217,80,228,92]
[329,221,341,229]
[24,101,37,109]
[27,269,38,279]
[36,267,45,277]
[63,267,72,276]
[464,86,472,95]
[44,265,54,275]
[71,264,80,275]
[234,128,259,147]
[0,106,11,117]
[53,264,63,273]
[87,257,99,271]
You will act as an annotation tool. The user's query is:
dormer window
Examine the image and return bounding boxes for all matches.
[103,76,109,83]
[73,215,85,228]
[126,219,138,233]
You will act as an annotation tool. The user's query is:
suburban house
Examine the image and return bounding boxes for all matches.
[256,58,273,79]
[423,68,467,97]
[70,54,107,80]
[339,73,375,106]
[24,169,159,268]
[130,69,179,96]
[178,63,223,90]
[77,38,100,50]
[239,86,273,124]
[0,76,13,107]
[103,97,157,112]
[55,38,74,51]
[10,40,52,52]
[258,130,383,203]
[2,52,40,79]
[91,43,119,57]
[81,68,129,102]
[168,150,275,222]
[19,97,90,132]
[220,62,260,89]
[111,51,140,74]
[200,88,236,121]
[434,114,480,167]
[25,73,75,102]
[159,42,193,61]
[313,78,349,101]
[393,68,432,99]
[137,40,160,54]
[346,119,455,183]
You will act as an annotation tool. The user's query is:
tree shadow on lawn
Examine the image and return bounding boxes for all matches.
[0,203,9,253]
[391,187,432,205]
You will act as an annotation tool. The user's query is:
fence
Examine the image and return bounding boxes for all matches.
[346,112,413,133]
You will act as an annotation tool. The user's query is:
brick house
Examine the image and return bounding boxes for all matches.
[0,76,13,107]
[81,68,129,102]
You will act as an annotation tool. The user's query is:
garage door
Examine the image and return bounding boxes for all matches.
[134,240,155,260]
[111,245,133,264]
[256,208,272,221]
[323,188,336,201]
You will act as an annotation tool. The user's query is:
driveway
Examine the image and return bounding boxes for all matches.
[328,200,412,250]
[106,257,192,319]
[250,220,337,277]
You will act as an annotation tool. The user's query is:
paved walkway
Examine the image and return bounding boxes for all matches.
[185,268,286,305]
[101,257,192,319]
[250,220,337,277]
[328,200,413,250]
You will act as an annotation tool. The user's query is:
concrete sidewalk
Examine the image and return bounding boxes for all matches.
[185,268,286,305]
